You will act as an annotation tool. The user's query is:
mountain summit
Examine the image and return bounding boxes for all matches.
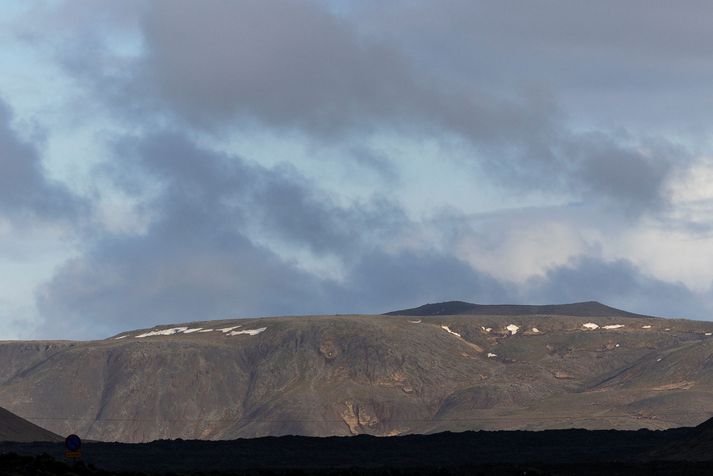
[385,300,653,318]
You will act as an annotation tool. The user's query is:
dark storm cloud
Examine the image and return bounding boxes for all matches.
[38,132,503,337]
[23,0,713,338]
[33,134,707,337]
[134,0,563,155]
[560,133,682,212]
[25,0,684,212]
[0,100,78,222]
[36,217,336,338]
[365,0,713,110]
[340,249,509,314]
[138,0,427,135]
[36,133,340,336]
[118,133,410,257]
[122,0,685,212]
[525,257,709,319]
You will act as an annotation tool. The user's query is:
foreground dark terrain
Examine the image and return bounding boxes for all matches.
[2,423,713,475]
[3,301,713,442]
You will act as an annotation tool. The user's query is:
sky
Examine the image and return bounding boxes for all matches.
[2,0,713,339]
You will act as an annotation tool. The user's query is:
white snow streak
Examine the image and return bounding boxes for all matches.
[135,327,189,338]
[114,335,127,340]
[217,326,241,333]
[487,353,497,358]
[706,333,712,336]
[506,324,520,335]
[583,323,599,330]
[531,328,540,333]
[441,325,462,338]
[182,328,203,334]
[227,327,267,336]
[408,319,422,324]
[642,325,652,329]
[603,324,625,330]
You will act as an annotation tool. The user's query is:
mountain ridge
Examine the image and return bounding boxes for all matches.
[1,303,712,443]
[385,300,656,318]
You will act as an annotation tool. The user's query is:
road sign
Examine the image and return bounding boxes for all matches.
[65,434,82,459]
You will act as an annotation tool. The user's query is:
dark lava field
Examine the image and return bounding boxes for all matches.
[2,424,713,475]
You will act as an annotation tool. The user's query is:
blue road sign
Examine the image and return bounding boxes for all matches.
[65,434,81,452]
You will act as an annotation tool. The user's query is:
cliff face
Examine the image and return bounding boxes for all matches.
[1,305,713,443]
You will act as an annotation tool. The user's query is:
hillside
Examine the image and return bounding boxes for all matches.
[0,406,61,442]
[1,303,712,443]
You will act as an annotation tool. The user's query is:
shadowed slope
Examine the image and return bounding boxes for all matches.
[651,416,713,461]
[0,406,61,442]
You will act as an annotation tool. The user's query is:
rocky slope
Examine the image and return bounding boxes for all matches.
[1,302,712,443]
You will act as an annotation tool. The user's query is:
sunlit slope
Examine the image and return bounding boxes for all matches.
[0,303,712,442]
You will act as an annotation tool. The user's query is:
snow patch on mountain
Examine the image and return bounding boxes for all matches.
[136,327,189,338]
[228,327,267,336]
[441,325,462,338]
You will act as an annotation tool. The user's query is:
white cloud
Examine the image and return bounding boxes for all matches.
[452,210,595,283]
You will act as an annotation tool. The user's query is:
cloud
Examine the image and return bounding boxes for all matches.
[7,0,712,340]
[359,0,713,125]
[524,256,712,319]
[0,99,79,222]
[136,0,427,135]
[19,0,687,214]
[339,248,509,313]
[132,1,689,212]
[38,132,499,337]
[36,131,709,338]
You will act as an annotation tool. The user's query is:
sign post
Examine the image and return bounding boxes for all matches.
[64,434,82,460]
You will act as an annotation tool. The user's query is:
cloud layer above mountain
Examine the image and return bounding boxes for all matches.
[2,0,713,338]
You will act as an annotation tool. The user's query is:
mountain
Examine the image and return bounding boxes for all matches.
[0,406,61,442]
[385,300,652,318]
[1,302,712,443]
